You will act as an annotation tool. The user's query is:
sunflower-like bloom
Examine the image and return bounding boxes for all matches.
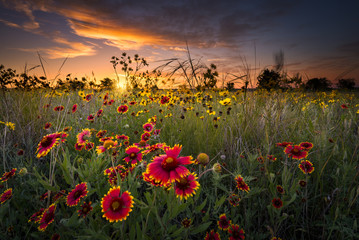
[204,230,221,240]
[143,123,154,132]
[124,145,142,166]
[272,198,283,209]
[66,182,88,207]
[284,145,308,159]
[298,160,314,174]
[0,188,12,204]
[101,186,134,222]
[234,175,250,192]
[217,213,231,231]
[78,201,93,218]
[174,173,200,200]
[76,128,91,145]
[228,224,245,240]
[1,168,17,182]
[299,142,313,151]
[36,133,61,158]
[146,145,193,186]
[38,204,56,231]
[117,105,129,114]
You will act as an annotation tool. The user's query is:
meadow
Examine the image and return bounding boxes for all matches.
[0,88,358,240]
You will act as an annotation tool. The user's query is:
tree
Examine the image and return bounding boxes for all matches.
[0,65,17,89]
[100,77,115,89]
[304,78,331,90]
[337,78,355,89]
[256,68,282,90]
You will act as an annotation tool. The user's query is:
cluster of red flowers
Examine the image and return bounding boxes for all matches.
[36,132,68,158]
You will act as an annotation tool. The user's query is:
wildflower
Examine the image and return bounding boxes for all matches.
[0,188,12,204]
[284,145,308,159]
[299,180,307,187]
[75,143,84,151]
[44,122,52,130]
[174,173,200,200]
[52,190,66,202]
[77,128,91,145]
[78,201,93,218]
[36,133,61,158]
[196,153,210,166]
[298,160,314,174]
[29,208,45,223]
[78,90,85,98]
[141,132,151,142]
[153,129,161,135]
[160,96,170,104]
[134,140,150,149]
[40,192,49,201]
[146,145,193,185]
[85,142,94,150]
[71,104,77,113]
[87,114,95,122]
[276,142,293,148]
[181,218,192,228]
[271,237,282,240]
[341,104,348,109]
[85,94,93,102]
[218,213,231,231]
[299,142,313,151]
[53,106,64,112]
[38,204,56,231]
[143,123,154,132]
[96,109,104,117]
[101,186,134,222]
[66,182,88,207]
[213,163,222,173]
[267,155,277,162]
[104,164,129,186]
[124,145,143,166]
[96,130,107,138]
[63,126,72,132]
[1,168,16,182]
[235,175,250,192]
[207,110,216,115]
[219,98,231,106]
[3,121,15,131]
[116,134,129,141]
[276,185,285,194]
[228,193,241,207]
[272,198,283,209]
[228,224,245,240]
[96,140,118,154]
[117,105,129,114]
[204,230,221,240]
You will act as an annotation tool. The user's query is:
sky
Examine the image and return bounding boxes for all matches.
[0,0,359,88]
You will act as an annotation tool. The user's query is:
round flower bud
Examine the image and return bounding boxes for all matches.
[197,153,209,166]
[213,163,222,173]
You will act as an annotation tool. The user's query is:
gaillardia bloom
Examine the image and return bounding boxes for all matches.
[1,168,17,182]
[117,105,129,114]
[124,145,143,166]
[0,188,12,204]
[53,106,64,112]
[36,133,61,158]
[38,204,56,231]
[29,208,45,223]
[96,139,119,154]
[174,173,200,200]
[101,186,134,222]
[299,142,313,151]
[76,128,91,145]
[276,185,285,194]
[181,218,192,228]
[228,193,241,207]
[272,198,283,209]
[44,122,52,130]
[143,123,154,132]
[87,114,95,122]
[71,104,77,113]
[204,230,221,240]
[141,132,151,142]
[218,213,231,231]
[78,201,93,218]
[66,182,88,207]
[235,175,250,192]
[228,224,245,240]
[276,142,293,148]
[299,160,314,174]
[146,145,193,185]
[284,145,308,159]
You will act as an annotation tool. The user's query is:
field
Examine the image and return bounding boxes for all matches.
[0,88,358,240]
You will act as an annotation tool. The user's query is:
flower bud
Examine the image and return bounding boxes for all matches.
[197,153,209,166]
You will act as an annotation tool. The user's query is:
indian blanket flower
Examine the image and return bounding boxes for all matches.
[143,143,166,155]
[66,182,88,207]
[117,105,129,114]
[146,145,193,185]
[29,208,45,223]
[96,109,104,117]
[284,145,308,159]
[44,122,52,130]
[75,143,84,151]
[71,104,77,113]
[124,145,142,166]
[143,123,154,132]
[0,188,12,204]
[299,142,313,151]
[85,94,93,102]
[196,153,210,166]
[38,204,56,231]
[174,173,200,200]
[77,128,91,145]
[276,142,293,148]
[1,168,16,182]
[160,96,170,104]
[341,104,348,109]
[276,185,285,194]
[181,218,192,228]
[101,186,134,222]
[87,114,95,122]
[53,106,64,112]
[85,142,94,150]
[104,165,129,186]
[204,230,221,240]
[228,193,241,207]
[153,129,161,135]
[272,198,283,209]
[218,213,231,231]
[36,133,61,158]
[228,224,245,240]
[141,132,151,142]
[96,130,107,138]
[116,134,129,141]
[299,180,307,188]
[78,201,93,218]
[235,175,250,192]
[298,160,314,174]
[52,190,66,202]
[267,155,277,162]
[134,140,150,149]
[96,139,119,154]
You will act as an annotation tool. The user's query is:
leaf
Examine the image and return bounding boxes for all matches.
[170,202,188,219]
[190,222,212,234]
[214,195,227,210]
[195,198,207,213]
[171,227,185,237]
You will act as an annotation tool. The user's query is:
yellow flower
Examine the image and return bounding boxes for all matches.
[207,110,216,115]
[1,121,15,131]
[78,90,85,98]
[219,98,231,106]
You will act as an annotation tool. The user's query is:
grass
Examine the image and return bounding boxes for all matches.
[0,88,358,239]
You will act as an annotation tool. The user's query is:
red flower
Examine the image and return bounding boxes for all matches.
[96,108,104,117]
[341,104,348,109]
[38,204,56,231]
[299,142,313,151]
[298,160,314,174]
[272,198,283,209]
[75,143,84,151]
[96,130,107,138]
[141,132,151,142]
[143,123,154,132]
[204,230,221,240]
[101,186,134,222]
[228,193,241,207]
[29,208,45,223]
[181,218,192,228]
[36,133,61,158]
[66,182,88,207]
[116,134,129,141]
[53,106,64,112]
[117,105,129,114]
[124,145,143,166]
[271,237,282,240]
[276,185,285,194]
[228,224,245,240]
[153,129,161,135]
[78,201,93,218]
[218,213,231,231]
[174,173,200,200]
[299,180,307,187]
[0,188,12,204]
[76,128,91,145]
[71,104,77,113]
[146,145,193,185]
[284,145,308,159]
[87,114,95,122]
[276,142,293,148]
[235,175,250,192]
[85,94,93,102]
[17,149,24,156]
[85,142,94,150]
[44,122,52,130]
[1,168,16,182]
[160,96,170,104]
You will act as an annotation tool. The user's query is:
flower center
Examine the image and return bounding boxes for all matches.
[111,199,123,211]
[161,157,178,171]
[130,153,136,159]
[292,148,299,154]
[41,136,55,148]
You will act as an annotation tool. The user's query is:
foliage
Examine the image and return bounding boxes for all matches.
[337,78,356,89]
[256,68,282,90]
[304,77,331,91]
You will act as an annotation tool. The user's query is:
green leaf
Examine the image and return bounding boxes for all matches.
[195,198,207,213]
[190,222,212,234]
[171,227,185,237]
[214,195,227,210]
[170,202,187,219]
